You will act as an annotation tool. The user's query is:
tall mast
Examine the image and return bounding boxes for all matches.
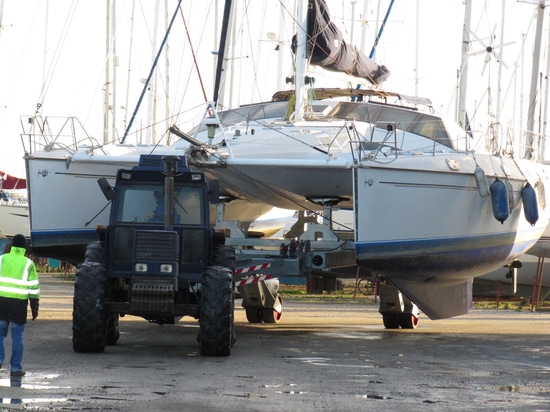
[121,0,182,143]
[213,0,232,107]
[524,0,546,160]
[164,0,171,144]
[456,0,472,130]
[111,0,117,143]
[0,0,4,40]
[147,0,161,144]
[104,0,111,144]
[294,0,307,122]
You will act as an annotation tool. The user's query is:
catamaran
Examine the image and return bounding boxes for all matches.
[22,0,550,322]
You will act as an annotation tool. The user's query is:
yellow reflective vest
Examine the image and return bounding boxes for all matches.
[0,246,40,300]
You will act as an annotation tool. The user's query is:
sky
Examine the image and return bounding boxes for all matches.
[0,0,543,177]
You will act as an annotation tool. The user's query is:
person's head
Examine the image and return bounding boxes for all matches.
[11,234,27,249]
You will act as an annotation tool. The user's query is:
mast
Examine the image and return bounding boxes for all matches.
[111,0,117,143]
[0,0,4,40]
[164,0,171,144]
[123,0,136,137]
[456,0,472,130]
[147,0,160,144]
[213,0,232,107]
[276,0,286,92]
[294,0,307,122]
[104,0,111,144]
[524,0,546,160]
[121,0,182,144]
[542,6,550,155]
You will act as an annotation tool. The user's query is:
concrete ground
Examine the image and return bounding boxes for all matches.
[0,274,549,411]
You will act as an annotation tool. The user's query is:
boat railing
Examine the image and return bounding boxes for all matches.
[348,121,400,163]
[349,118,460,162]
[20,115,101,155]
[324,121,359,156]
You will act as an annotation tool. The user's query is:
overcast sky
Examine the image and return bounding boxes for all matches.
[0,0,540,177]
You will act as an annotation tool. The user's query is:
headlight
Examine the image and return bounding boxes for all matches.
[135,263,148,272]
[160,264,173,273]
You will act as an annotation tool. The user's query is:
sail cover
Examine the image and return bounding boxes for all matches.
[293,0,390,85]
[0,172,26,189]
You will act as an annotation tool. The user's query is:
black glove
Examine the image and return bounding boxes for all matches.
[30,299,39,321]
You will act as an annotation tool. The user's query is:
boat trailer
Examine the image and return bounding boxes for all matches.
[217,204,420,328]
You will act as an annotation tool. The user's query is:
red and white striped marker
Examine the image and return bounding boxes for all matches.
[237,274,273,287]
[235,262,271,275]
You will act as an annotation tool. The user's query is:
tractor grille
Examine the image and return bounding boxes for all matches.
[130,277,175,314]
[134,230,178,262]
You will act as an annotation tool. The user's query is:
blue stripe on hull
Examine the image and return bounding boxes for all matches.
[355,232,537,282]
[30,230,99,263]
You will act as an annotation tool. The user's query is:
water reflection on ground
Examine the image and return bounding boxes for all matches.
[0,374,69,406]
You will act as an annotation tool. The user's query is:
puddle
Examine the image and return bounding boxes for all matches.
[0,396,68,405]
[0,373,69,390]
[500,385,519,392]
[355,394,392,400]
[284,356,376,369]
[0,373,71,406]
[259,383,307,395]
[314,332,384,340]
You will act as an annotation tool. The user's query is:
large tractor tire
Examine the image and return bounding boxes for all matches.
[213,244,238,340]
[199,265,234,356]
[73,243,107,353]
[213,245,236,274]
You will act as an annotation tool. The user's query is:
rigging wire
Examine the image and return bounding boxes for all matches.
[178,6,208,103]
[35,0,80,113]
[121,0,182,143]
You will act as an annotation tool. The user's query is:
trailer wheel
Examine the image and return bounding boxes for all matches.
[399,314,419,329]
[73,259,107,353]
[200,265,234,356]
[261,295,283,323]
[382,313,400,329]
[245,308,262,323]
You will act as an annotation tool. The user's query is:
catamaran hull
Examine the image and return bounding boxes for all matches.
[24,149,272,263]
[194,150,550,319]
[353,155,550,319]
[25,153,132,262]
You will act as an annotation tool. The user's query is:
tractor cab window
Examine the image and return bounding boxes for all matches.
[116,185,203,225]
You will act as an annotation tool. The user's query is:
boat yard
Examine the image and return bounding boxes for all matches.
[0,3,550,409]
[2,273,548,411]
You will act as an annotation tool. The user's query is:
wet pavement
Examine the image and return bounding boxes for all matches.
[1,274,550,411]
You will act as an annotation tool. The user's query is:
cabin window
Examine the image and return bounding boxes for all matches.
[116,185,203,225]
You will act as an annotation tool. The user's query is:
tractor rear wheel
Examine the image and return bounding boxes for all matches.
[73,255,107,353]
[199,266,234,356]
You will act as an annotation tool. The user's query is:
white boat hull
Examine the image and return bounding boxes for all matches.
[0,204,29,237]
[353,155,550,318]
[24,147,272,262]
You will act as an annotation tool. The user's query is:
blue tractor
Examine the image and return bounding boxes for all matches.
[72,155,236,356]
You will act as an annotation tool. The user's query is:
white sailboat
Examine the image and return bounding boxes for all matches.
[182,0,550,319]
[0,172,29,237]
[22,0,550,322]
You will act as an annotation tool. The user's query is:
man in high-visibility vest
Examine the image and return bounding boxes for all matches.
[0,234,40,377]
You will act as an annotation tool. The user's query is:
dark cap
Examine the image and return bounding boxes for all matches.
[11,234,27,249]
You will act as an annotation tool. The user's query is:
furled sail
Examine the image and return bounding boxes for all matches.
[292,0,390,85]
